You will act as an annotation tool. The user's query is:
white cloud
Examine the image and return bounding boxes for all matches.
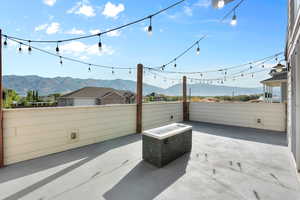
[89,29,120,37]
[67,1,96,17]
[102,2,125,19]
[43,0,56,6]
[89,29,101,35]
[35,24,48,31]
[194,0,211,7]
[46,22,60,34]
[60,41,114,56]
[65,28,85,35]
[183,6,193,16]
[79,56,89,60]
[107,30,121,37]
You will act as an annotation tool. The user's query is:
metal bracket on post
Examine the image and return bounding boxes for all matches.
[136,64,143,133]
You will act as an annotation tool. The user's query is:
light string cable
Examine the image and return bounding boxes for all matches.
[149,52,283,75]
[148,67,271,84]
[1,0,188,44]
[145,0,247,72]
[146,54,283,83]
[5,37,135,71]
[147,35,208,70]
[221,54,284,77]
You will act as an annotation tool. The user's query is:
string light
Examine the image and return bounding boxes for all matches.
[230,9,237,26]
[56,42,60,53]
[28,41,32,53]
[151,52,283,75]
[196,42,200,55]
[129,69,132,74]
[174,59,177,68]
[98,34,102,51]
[59,56,63,65]
[88,64,91,72]
[112,67,115,74]
[6,36,135,72]
[2,0,189,45]
[3,36,7,47]
[150,35,206,70]
[148,16,153,36]
[18,43,22,52]
[221,0,244,26]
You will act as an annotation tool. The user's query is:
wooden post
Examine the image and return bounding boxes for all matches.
[136,64,143,133]
[183,76,189,121]
[0,29,4,167]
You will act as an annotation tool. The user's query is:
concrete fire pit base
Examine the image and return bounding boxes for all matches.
[142,123,192,168]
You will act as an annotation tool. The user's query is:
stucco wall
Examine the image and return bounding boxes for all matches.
[190,102,286,132]
[143,102,183,130]
[3,104,136,165]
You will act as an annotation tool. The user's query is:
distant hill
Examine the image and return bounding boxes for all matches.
[163,83,263,96]
[3,75,162,96]
[3,75,264,96]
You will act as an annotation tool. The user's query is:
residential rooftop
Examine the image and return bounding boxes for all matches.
[0,122,299,200]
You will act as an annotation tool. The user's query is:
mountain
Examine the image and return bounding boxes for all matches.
[3,75,162,96]
[163,83,263,96]
[3,75,264,96]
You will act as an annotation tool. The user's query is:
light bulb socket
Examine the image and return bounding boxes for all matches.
[3,37,7,46]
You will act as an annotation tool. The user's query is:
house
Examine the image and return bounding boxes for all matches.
[260,63,288,103]
[58,87,135,106]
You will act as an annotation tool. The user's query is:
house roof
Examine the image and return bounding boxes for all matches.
[60,87,135,99]
[260,71,287,84]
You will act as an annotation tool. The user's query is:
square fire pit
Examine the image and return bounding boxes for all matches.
[142,123,192,168]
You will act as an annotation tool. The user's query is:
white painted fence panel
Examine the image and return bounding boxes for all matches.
[3,104,136,165]
[190,102,286,132]
[143,102,183,130]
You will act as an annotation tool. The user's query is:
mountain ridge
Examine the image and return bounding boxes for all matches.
[3,75,263,96]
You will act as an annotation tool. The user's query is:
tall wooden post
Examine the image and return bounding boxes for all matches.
[183,76,189,121]
[0,29,4,167]
[136,64,143,133]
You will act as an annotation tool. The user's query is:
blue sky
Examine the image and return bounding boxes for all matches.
[1,0,287,88]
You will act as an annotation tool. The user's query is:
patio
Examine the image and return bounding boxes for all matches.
[0,122,299,200]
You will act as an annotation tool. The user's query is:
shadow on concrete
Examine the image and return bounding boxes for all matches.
[0,134,140,200]
[187,121,287,146]
[103,153,190,200]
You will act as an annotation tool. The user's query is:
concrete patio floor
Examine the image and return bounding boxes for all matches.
[0,122,299,200]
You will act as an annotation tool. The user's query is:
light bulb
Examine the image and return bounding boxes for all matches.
[196,47,200,55]
[148,25,152,36]
[3,37,7,47]
[18,43,22,53]
[98,34,102,51]
[230,14,237,26]
[28,42,32,54]
[59,57,63,65]
[148,17,153,36]
[56,43,60,53]
[217,0,225,9]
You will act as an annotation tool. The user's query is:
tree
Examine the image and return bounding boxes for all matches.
[3,89,20,108]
